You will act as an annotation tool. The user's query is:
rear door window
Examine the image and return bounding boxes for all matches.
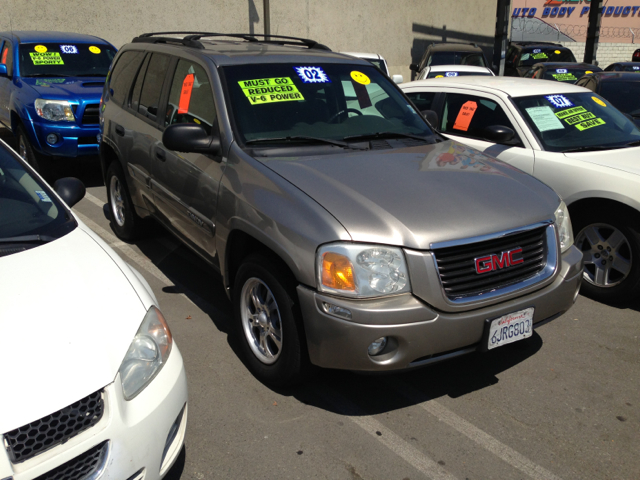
[138,53,171,120]
[441,93,517,139]
[108,51,145,106]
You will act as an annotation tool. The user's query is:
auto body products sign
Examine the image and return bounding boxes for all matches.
[30,52,64,65]
[239,77,304,105]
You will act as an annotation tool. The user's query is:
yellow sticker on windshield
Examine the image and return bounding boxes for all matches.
[238,77,305,105]
[34,45,47,53]
[350,71,370,85]
[555,106,587,119]
[585,70,593,74]
[435,75,444,78]
[29,52,64,65]
[574,117,606,131]
[564,112,596,125]
[555,50,561,54]
[89,46,101,54]
[592,96,607,107]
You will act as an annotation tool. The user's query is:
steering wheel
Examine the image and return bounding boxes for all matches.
[328,108,363,124]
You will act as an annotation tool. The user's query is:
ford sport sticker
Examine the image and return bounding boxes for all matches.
[238,77,305,105]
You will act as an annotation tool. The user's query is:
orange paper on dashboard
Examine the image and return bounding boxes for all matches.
[453,101,477,131]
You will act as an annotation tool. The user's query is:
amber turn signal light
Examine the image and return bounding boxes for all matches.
[322,252,356,291]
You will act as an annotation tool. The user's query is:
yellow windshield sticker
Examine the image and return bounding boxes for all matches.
[238,77,304,105]
[592,96,607,107]
[554,50,561,54]
[574,117,606,131]
[563,112,596,125]
[532,52,548,60]
[34,45,47,53]
[350,71,370,85]
[89,46,101,54]
[585,70,593,74]
[555,106,587,119]
[435,75,444,78]
[29,52,64,65]
[552,73,577,82]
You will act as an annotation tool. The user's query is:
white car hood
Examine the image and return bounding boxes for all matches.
[563,146,640,176]
[0,226,146,434]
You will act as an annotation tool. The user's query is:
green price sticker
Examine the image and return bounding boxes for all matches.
[574,117,606,131]
[29,52,64,65]
[238,77,305,105]
[555,106,587,119]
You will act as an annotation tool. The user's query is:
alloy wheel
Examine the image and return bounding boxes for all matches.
[109,175,126,227]
[576,223,632,288]
[240,277,283,364]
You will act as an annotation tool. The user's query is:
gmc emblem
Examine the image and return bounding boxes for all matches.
[475,248,524,274]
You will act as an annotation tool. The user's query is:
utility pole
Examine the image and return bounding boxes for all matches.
[584,0,603,64]
[264,0,271,36]
[493,0,511,76]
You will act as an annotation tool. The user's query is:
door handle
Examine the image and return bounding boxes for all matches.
[155,148,166,161]
[115,125,125,136]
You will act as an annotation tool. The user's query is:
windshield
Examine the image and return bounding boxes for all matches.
[542,67,595,84]
[518,48,576,67]
[222,63,434,146]
[427,51,486,67]
[0,141,75,252]
[620,64,640,72]
[19,43,117,77]
[427,70,492,78]
[600,82,640,117]
[513,92,640,152]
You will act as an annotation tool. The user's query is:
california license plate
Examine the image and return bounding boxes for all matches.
[487,307,534,350]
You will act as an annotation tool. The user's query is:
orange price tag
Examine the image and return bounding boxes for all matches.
[453,101,478,132]
[1,48,7,64]
[178,74,195,114]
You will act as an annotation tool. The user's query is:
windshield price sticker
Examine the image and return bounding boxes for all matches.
[633,66,640,71]
[533,49,541,53]
[178,74,195,114]
[60,45,78,54]
[35,191,52,202]
[238,77,305,105]
[556,69,568,74]
[552,73,577,81]
[555,106,586,119]
[532,52,548,60]
[453,100,478,132]
[575,117,606,131]
[294,66,330,83]
[564,112,597,125]
[526,106,565,132]
[445,72,459,77]
[29,52,64,65]
[546,94,574,109]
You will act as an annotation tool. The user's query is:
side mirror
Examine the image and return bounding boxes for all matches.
[421,110,439,128]
[392,74,404,84]
[483,125,515,144]
[54,177,86,208]
[163,123,221,156]
[410,63,419,73]
[0,64,7,77]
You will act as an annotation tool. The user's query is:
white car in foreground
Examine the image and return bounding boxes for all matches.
[0,139,187,480]
[400,77,640,304]
[416,64,495,80]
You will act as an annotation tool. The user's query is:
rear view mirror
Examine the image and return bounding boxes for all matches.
[483,125,515,144]
[163,123,221,157]
[54,177,86,208]
[421,110,439,128]
[392,74,404,84]
[410,64,419,73]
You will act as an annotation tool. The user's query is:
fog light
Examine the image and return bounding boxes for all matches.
[321,302,352,320]
[46,133,59,145]
[368,337,388,356]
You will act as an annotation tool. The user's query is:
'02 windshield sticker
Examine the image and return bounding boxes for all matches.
[294,66,330,83]
[545,94,574,109]
[445,72,459,77]
[238,77,305,105]
[29,52,64,65]
[60,45,78,54]
[35,191,52,202]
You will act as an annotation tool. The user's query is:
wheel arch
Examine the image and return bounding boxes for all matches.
[567,196,640,228]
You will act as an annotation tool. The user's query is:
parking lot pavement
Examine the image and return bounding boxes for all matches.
[62,180,640,480]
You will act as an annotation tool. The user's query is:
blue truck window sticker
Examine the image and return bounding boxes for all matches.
[294,66,330,83]
[60,45,79,54]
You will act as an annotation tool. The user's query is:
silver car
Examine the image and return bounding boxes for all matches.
[99,32,583,386]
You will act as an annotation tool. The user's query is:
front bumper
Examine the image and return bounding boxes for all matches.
[31,121,99,157]
[299,245,583,371]
[1,344,188,480]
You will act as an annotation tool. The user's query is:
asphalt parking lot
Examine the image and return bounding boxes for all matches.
[2,129,639,479]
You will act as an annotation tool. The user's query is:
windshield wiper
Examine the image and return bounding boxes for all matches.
[562,145,624,153]
[245,136,367,150]
[343,132,432,142]
[625,140,640,147]
[0,234,56,244]
[73,74,107,77]
[25,74,72,78]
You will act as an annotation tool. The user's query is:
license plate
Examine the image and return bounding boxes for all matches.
[487,307,534,350]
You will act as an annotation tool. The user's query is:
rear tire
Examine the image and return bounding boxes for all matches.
[17,126,52,182]
[106,161,143,241]
[232,254,309,387]
[573,208,640,305]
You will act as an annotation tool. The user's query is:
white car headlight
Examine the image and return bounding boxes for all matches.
[554,200,574,253]
[34,98,75,122]
[119,306,172,400]
[317,243,412,298]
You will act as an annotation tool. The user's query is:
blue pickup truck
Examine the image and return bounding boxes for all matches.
[0,31,116,180]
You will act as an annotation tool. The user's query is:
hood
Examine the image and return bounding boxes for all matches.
[0,227,146,434]
[262,141,560,249]
[21,76,105,101]
[564,146,640,177]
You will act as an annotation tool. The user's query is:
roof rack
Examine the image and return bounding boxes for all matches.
[132,32,331,51]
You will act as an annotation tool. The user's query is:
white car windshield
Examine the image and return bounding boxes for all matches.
[513,92,640,152]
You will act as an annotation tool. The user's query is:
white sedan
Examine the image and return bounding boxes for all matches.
[416,64,495,80]
[400,77,640,304]
[0,139,187,480]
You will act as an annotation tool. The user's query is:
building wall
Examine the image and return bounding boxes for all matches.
[559,41,640,65]
[0,0,498,80]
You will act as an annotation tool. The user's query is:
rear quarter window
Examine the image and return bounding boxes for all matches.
[108,51,146,105]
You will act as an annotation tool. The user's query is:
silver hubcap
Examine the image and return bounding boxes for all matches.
[240,278,282,364]
[18,136,28,162]
[576,223,632,288]
[109,175,126,227]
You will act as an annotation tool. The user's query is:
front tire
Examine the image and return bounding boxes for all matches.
[232,254,308,387]
[573,208,640,305]
[17,126,52,182]
[106,161,143,241]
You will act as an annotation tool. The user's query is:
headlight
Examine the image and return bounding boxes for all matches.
[317,243,412,298]
[554,200,574,253]
[34,99,75,122]
[119,306,172,400]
